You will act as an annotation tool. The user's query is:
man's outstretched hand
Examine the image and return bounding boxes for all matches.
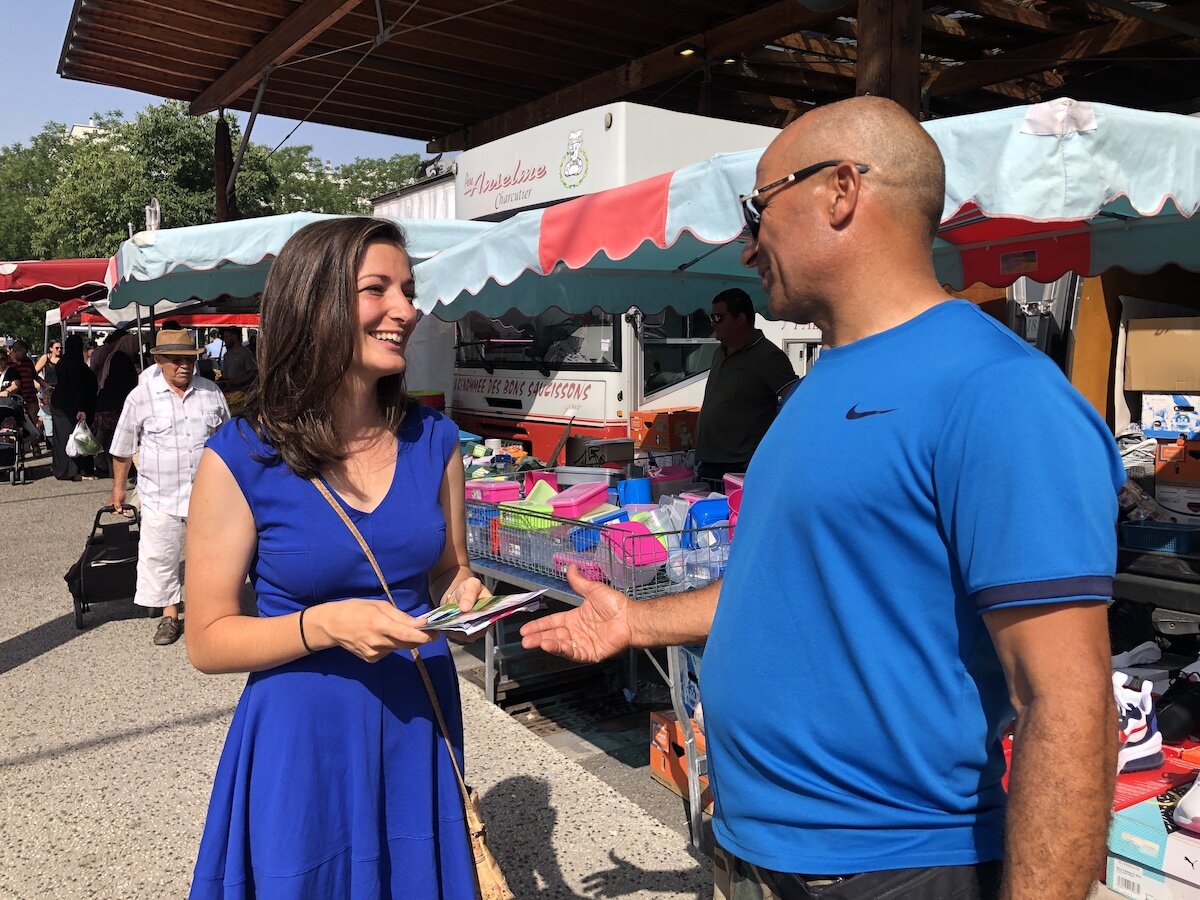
[520,564,635,663]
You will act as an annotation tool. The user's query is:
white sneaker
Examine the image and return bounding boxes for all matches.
[1112,640,1162,669]
[1175,778,1200,832]
[1114,672,1164,774]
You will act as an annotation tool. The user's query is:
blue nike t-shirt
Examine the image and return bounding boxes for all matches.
[701,301,1125,873]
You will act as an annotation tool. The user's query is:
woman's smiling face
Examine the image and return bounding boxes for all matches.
[352,240,417,380]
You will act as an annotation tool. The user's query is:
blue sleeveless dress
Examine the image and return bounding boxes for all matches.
[190,408,476,900]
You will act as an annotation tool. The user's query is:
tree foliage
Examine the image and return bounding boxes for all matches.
[0,100,431,347]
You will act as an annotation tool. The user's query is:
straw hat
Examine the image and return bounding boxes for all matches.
[150,329,202,357]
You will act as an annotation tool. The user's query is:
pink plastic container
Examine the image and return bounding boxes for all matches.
[727,488,743,541]
[602,521,669,567]
[547,481,609,519]
[464,480,521,503]
[525,470,559,495]
[723,472,746,495]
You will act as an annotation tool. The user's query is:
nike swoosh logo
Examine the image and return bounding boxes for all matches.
[846,404,897,420]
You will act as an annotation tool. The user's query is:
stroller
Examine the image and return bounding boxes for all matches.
[65,505,141,629]
[0,396,30,485]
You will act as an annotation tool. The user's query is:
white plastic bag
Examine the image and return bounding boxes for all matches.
[67,421,101,457]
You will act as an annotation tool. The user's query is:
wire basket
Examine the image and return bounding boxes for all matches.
[466,499,730,600]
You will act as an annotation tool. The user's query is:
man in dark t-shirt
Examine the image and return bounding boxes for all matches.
[694,288,796,489]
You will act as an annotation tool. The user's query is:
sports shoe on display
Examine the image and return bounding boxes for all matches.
[1157,669,1200,744]
[1111,639,1163,669]
[1174,777,1200,833]
[1114,672,1165,774]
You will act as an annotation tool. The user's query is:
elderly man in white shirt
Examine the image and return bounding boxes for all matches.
[109,330,229,646]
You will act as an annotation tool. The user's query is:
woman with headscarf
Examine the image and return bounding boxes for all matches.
[49,334,98,481]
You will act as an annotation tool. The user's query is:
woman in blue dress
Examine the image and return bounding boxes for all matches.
[185,217,487,899]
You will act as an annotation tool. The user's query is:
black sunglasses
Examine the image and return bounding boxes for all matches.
[740,160,870,239]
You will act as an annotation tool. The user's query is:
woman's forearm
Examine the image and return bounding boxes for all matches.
[188,608,316,675]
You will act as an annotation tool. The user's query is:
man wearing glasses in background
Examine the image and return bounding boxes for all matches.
[693,288,796,492]
[109,330,229,646]
[523,96,1123,899]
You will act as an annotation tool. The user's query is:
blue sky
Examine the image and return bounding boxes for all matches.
[4,3,429,166]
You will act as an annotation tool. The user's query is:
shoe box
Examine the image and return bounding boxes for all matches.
[629,407,700,451]
[649,710,712,814]
[1108,751,1200,899]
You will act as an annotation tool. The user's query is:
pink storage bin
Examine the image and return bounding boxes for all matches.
[525,470,559,495]
[601,521,668,590]
[681,490,720,505]
[547,481,609,519]
[723,472,746,495]
[552,552,607,583]
[603,521,669,567]
[727,488,743,541]
[464,480,521,503]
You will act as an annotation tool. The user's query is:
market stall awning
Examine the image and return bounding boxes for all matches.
[411,98,1200,319]
[106,211,494,310]
[0,258,110,305]
[930,99,1200,288]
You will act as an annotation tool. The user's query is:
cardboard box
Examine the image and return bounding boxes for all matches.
[1107,783,1200,899]
[1157,482,1200,525]
[649,710,711,813]
[1143,395,1200,441]
[1158,440,1200,484]
[1126,318,1200,392]
[630,407,700,450]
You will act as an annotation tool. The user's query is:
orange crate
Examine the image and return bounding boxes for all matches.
[649,710,711,813]
[630,407,700,451]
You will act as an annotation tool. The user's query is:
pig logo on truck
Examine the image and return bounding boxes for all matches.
[560,130,589,189]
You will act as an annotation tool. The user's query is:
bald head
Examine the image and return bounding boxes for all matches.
[770,97,945,244]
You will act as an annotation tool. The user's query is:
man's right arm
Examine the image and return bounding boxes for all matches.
[520,566,720,662]
[109,456,132,509]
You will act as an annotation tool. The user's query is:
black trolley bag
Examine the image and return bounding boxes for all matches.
[65,504,141,629]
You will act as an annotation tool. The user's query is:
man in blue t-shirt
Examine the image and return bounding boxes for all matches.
[522,96,1123,900]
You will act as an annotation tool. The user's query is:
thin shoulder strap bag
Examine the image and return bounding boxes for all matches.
[311,477,514,900]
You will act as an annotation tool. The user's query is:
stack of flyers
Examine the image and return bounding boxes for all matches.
[421,589,547,636]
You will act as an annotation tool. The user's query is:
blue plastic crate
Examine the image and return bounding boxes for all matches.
[1119,521,1200,555]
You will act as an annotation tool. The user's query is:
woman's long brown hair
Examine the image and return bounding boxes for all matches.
[242,217,413,477]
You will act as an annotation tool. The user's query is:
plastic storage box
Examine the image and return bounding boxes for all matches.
[569,507,629,552]
[1119,521,1200,555]
[464,480,521,503]
[547,481,609,519]
[553,466,623,488]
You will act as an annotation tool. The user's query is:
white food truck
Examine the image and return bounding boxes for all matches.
[377,103,822,463]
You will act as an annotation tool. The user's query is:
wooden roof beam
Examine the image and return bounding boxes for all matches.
[1086,0,1200,39]
[948,0,1064,32]
[427,0,856,152]
[926,4,1200,96]
[189,0,364,115]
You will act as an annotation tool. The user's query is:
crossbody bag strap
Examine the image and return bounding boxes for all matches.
[310,476,476,814]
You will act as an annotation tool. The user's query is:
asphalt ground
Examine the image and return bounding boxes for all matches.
[0,451,710,899]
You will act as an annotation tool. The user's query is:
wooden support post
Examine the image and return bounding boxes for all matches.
[855,0,922,115]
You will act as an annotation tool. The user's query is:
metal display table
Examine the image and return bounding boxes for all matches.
[470,557,710,847]
[469,558,638,704]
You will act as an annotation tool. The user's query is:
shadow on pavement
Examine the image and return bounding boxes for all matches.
[0,705,233,768]
[0,601,149,677]
[483,775,707,899]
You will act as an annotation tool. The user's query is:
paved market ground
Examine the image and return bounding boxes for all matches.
[0,454,710,899]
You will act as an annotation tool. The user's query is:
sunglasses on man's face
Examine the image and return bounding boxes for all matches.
[158,356,195,366]
[739,160,870,239]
